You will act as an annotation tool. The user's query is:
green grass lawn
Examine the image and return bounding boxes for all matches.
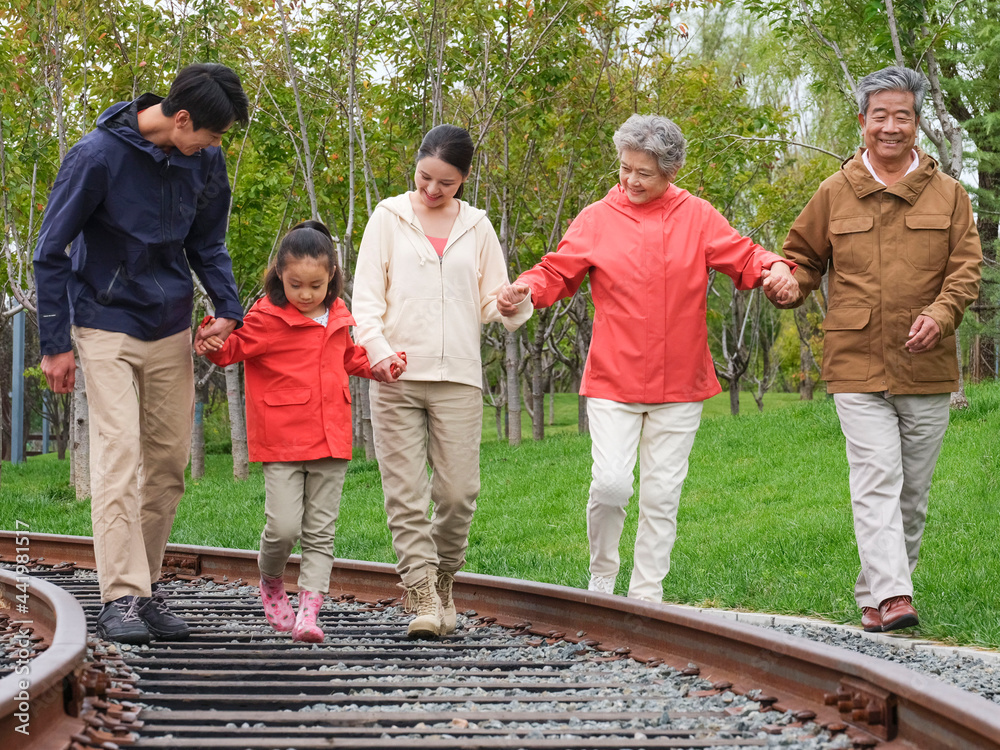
[2,385,998,648]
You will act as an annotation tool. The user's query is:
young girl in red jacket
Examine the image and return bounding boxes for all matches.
[197,220,400,641]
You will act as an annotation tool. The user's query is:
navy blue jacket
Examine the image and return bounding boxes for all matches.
[33,94,243,355]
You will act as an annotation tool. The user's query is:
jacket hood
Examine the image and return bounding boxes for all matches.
[250,295,355,331]
[379,192,489,233]
[842,147,939,205]
[601,183,692,220]
[97,94,205,169]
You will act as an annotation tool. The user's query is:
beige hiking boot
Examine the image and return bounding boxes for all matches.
[402,568,442,639]
[436,570,457,634]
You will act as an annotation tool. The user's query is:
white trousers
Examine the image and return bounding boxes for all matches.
[834,392,950,608]
[587,398,703,602]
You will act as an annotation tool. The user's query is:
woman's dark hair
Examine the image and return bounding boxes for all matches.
[264,220,343,308]
[161,63,250,132]
[415,124,474,199]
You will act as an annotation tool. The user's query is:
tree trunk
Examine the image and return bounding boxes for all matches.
[969,167,997,384]
[190,379,207,480]
[728,379,741,416]
[505,329,521,446]
[799,342,816,401]
[548,377,555,426]
[351,377,363,447]
[226,363,249,480]
[950,335,970,409]
[495,378,506,441]
[359,377,375,460]
[72,362,90,500]
[530,325,545,441]
[795,306,818,400]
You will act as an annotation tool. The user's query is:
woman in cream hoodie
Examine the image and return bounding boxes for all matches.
[352,125,532,638]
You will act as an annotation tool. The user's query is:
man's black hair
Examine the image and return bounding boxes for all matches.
[161,63,250,132]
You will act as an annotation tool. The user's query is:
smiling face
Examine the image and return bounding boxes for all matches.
[413,156,466,209]
[618,149,671,205]
[279,256,333,319]
[170,110,231,156]
[860,89,918,173]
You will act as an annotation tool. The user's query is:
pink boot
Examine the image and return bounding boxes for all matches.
[292,591,324,643]
[259,572,294,632]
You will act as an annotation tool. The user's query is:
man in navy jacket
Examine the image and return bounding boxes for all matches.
[34,63,249,644]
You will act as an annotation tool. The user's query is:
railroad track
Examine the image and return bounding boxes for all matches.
[2,532,1000,750]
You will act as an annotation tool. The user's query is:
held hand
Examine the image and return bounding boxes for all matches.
[497,283,530,317]
[762,263,800,308]
[41,351,76,393]
[905,315,941,353]
[372,353,406,383]
[193,316,237,354]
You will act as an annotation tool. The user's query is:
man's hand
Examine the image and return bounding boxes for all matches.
[194,316,237,355]
[761,262,800,308]
[41,351,77,393]
[372,353,407,383]
[905,315,941,353]
[497,283,530,316]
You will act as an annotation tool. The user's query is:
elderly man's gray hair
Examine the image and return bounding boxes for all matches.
[856,66,929,118]
[613,114,686,180]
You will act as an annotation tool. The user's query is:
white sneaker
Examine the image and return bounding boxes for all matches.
[588,575,616,594]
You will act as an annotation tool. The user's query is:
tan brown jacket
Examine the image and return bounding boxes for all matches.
[783,148,982,394]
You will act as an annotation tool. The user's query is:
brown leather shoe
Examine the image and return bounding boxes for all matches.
[878,595,919,632]
[861,607,882,633]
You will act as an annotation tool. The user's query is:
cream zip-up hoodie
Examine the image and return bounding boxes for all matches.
[352,193,532,388]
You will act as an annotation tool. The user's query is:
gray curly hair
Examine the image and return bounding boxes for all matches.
[856,66,928,118]
[612,114,686,180]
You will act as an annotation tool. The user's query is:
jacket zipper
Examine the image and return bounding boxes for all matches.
[407,214,476,379]
[439,253,446,377]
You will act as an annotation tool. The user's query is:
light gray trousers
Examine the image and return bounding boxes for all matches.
[834,392,950,608]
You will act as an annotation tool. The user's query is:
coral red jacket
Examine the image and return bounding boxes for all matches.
[517,184,792,404]
[207,297,372,462]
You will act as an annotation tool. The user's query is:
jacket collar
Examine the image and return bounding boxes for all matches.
[842,147,938,205]
[601,183,691,220]
[379,192,487,263]
[252,296,355,332]
[98,94,210,170]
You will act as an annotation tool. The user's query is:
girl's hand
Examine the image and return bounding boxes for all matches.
[193,315,231,355]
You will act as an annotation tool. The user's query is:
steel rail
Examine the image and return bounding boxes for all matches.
[0,562,87,750]
[2,531,1000,749]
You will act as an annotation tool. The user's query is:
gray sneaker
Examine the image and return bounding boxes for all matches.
[96,596,151,644]
[138,590,191,640]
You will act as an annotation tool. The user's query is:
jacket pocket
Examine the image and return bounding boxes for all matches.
[821,306,871,381]
[830,216,874,274]
[909,307,959,382]
[384,296,443,360]
[903,214,950,271]
[262,388,312,440]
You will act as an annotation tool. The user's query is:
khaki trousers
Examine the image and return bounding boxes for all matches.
[370,381,482,588]
[74,327,194,603]
[587,398,703,602]
[834,392,950,608]
[260,458,349,594]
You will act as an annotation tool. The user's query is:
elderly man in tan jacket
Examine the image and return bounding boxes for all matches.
[777,66,982,633]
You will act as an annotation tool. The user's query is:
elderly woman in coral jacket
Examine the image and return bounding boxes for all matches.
[498,114,798,603]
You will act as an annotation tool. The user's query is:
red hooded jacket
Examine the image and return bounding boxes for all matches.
[518,184,792,404]
[207,297,372,462]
